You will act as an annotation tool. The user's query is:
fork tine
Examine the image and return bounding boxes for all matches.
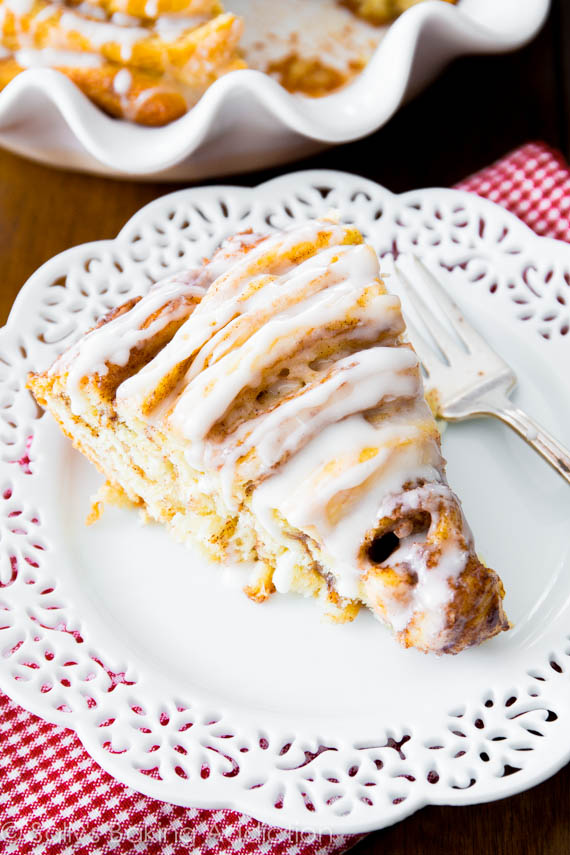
[402,314,444,379]
[394,261,466,364]
[403,256,496,355]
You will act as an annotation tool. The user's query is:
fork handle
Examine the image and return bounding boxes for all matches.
[483,401,570,486]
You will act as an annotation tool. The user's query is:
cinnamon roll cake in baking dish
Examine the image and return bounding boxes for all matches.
[28,218,509,654]
[0,0,458,124]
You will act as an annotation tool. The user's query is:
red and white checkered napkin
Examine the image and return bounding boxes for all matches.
[1,141,569,855]
[455,141,570,242]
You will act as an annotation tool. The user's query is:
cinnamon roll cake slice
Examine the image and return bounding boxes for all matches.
[28,218,509,654]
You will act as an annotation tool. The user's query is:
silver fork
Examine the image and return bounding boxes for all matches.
[393,255,570,486]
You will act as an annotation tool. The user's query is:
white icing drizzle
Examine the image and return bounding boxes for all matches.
[32,4,57,23]
[62,240,263,416]
[60,219,469,644]
[58,10,149,61]
[115,221,359,410]
[204,230,265,280]
[272,550,297,594]
[15,47,103,67]
[73,2,107,20]
[365,485,471,642]
[169,256,397,448]
[3,0,34,17]
[217,346,419,475]
[251,415,442,595]
[111,11,142,26]
[154,14,206,39]
[57,270,206,415]
[113,66,132,95]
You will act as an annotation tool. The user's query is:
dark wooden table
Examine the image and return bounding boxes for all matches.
[1,1,568,852]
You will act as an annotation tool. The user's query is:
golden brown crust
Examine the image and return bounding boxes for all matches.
[244,562,275,602]
[64,66,189,126]
[342,0,457,26]
[360,485,508,653]
[267,53,364,97]
[440,556,509,653]
[0,58,190,126]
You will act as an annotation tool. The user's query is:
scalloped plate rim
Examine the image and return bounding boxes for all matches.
[1,170,569,833]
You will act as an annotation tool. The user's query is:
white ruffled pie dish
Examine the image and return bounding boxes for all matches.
[1,171,569,833]
[0,0,550,179]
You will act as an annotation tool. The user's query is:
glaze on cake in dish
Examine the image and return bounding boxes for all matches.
[0,0,245,125]
[343,0,456,26]
[0,0,457,124]
[28,217,508,654]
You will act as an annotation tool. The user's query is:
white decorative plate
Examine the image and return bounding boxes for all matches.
[0,0,550,180]
[1,171,569,834]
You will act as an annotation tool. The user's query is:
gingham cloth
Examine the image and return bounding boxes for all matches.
[1,141,569,855]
